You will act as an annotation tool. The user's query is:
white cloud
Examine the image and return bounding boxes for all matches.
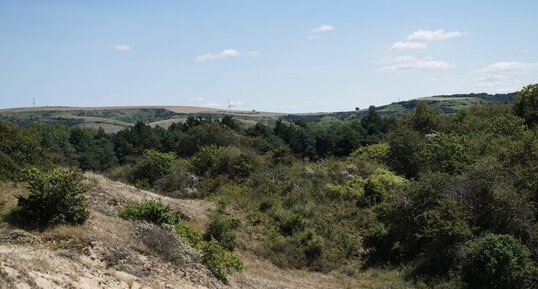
[312,24,335,34]
[114,44,131,51]
[195,49,259,62]
[308,24,335,40]
[390,41,427,50]
[471,61,538,89]
[379,55,454,72]
[407,29,464,42]
[476,62,538,75]
[196,49,240,62]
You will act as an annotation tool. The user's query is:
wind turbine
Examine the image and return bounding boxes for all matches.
[227,100,235,111]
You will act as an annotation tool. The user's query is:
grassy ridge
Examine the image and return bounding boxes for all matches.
[0,92,517,132]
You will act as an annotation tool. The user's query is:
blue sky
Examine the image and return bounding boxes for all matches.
[1,0,537,112]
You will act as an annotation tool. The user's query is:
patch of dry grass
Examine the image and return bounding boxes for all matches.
[0,182,26,220]
[229,252,413,289]
[41,224,97,250]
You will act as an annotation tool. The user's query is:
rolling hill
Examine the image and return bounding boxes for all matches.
[0,92,517,132]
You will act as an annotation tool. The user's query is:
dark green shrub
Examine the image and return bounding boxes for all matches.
[462,234,534,289]
[204,214,240,250]
[131,150,176,186]
[412,199,472,277]
[119,199,181,225]
[279,213,307,236]
[296,229,324,265]
[12,168,89,228]
[201,239,244,284]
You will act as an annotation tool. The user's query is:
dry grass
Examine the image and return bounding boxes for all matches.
[230,252,413,289]
[0,182,27,220]
[41,224,98,251]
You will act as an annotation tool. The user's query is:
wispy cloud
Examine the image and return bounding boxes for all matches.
[407,29,464,42]
[389,29,464,52]
[308,24,335,39]
[378,55,454,72]
[471,61,538,90]
[475,62,538,75]
[312,24,334,34]
[196,49,240,62]
[390,41,427,51]
[195,49,260,62]
[114,44,131,51]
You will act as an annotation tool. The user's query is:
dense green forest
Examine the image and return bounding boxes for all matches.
[1,85,537,288]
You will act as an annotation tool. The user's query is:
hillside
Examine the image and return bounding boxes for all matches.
[283,92,517,122]
[0,92,517,132]
[0,173,409,289]
[0,106,283,133]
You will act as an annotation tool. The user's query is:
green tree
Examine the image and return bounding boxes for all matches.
[11,168,89,228]
[410,101,441,134]
[513,83,538,126]
[387,126,424,178]
[462,234,534,289]
[0,121,52,180]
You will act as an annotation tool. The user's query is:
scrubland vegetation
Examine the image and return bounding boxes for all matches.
[1,85,537,288]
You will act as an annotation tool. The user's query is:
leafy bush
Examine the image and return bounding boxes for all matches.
[190,145,221,177]
[295,229,324,265]
[174,221,203,248]
[204,214,240,250]
[11,168,89,228]
[462,234,534,289]
[201,239,244,284]
[131,150,176,186]
[278,213,307,236]
[190,145,255,181]
[119,199,181,225]
[361,169,406,206]
[349,143,389,165]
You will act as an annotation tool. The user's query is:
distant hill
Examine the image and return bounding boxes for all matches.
[0,92,517,131]
[283,92,517,122]
[0,106,284,133]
